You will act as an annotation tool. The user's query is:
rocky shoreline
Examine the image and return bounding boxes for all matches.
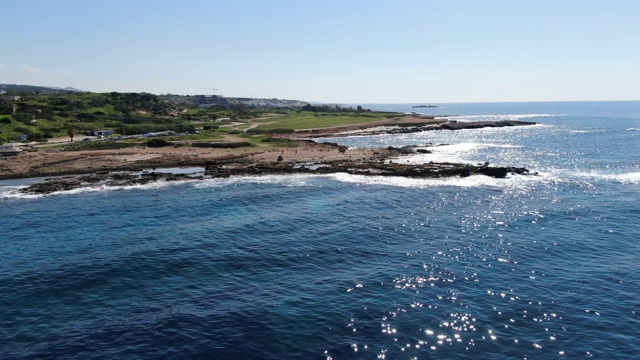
[5,117,538,195]
[294,118,537,138]
[18,144,532,195]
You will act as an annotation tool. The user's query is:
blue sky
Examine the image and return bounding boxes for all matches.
[1,0,638,103]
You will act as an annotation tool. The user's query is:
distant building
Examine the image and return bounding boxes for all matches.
[87,129,113,137]
[193,95,227,105]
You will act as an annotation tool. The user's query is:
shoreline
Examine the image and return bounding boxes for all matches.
[0,117,538,194]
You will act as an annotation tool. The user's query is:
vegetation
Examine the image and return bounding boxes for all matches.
[250,111,393,131]
[0,89,401,146]
[61,141,137,151]
[146,139,173,148]
[191,142,253,148]
[259,137,297,147]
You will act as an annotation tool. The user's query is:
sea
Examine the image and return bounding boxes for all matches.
[1,101,638,359]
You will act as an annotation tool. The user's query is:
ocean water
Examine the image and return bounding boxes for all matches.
[1,101,639,359]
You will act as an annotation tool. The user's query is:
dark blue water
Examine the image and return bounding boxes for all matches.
[1,102,639,359]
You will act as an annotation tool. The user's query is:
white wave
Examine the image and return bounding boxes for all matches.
[448,114,558,122]
[325,172,545,189]
[58,180,199,195]
[196,172,547,189]
[194,174,317,189]
[0,179,200,200]
[2,170,553,201]
[0,185,41,201]
[390,143,523,165]
[571,171,640,185]
[626,128,640,131]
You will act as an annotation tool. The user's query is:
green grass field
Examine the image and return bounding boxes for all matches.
[250,111,397,131]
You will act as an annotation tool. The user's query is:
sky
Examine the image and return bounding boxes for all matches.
[1,0,639,103]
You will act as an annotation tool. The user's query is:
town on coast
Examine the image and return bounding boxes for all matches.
[0,86,536,194]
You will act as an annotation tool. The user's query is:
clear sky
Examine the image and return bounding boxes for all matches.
[1,0,639,103]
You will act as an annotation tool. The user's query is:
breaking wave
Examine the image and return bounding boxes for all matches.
[448,114,559,122]
[391,143,523,165]
[0,179,199,201]
[571,171,640,185]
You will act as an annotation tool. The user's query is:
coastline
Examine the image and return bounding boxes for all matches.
[0,117,537,194]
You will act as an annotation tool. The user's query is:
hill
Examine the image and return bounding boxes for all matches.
[0,89,391,144]
[0,83,84,94]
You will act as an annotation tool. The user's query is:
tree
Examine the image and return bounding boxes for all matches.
[67,128,75,141]
[12,112,34,125]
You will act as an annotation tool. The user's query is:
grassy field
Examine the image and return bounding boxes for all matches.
[250,111,398,131]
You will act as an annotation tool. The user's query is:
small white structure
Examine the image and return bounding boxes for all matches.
[0,143,23,156]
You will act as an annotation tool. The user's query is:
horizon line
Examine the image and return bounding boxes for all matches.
[2,83,639,105]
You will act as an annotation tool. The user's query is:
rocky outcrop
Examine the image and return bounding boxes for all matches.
[438,120,537,130]
[20,172,204,195]
[204,159,529,180]
[302,119,537,138]
[19,158,531,195]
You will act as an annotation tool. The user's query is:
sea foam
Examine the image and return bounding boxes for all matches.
[448,114,559,122]
[572,171,640,185]
[329,172,548,190]
[0,179,200,200]
[388,143,522,165]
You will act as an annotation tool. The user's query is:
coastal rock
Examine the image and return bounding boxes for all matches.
[302,119,538,138]
[20,172,204,195]
[204,159,530,181]
[439,120,537,131]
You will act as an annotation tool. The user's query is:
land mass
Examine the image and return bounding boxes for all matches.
[2,116,537,195]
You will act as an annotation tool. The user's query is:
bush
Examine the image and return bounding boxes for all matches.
[146,139,172,147]
[63,141,136,152]
[70,100,87,110]
[0,118,11,124]
[261,138,296,147]
[76,112,98,122]
[27,131,45,141]
[191,142,253,148]
[13,112,34,124]
[248,128,295,135]
[89,97,108,107]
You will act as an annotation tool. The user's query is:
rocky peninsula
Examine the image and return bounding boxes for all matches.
[1,117,538,195]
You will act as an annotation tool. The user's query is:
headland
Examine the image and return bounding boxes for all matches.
[0,115,537,195]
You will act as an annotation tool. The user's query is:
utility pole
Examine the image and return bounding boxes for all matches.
[201,88,218,96]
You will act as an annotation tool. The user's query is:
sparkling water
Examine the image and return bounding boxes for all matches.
[1,101,639,359]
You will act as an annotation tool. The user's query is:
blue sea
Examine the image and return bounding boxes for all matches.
[1,101,639,359]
